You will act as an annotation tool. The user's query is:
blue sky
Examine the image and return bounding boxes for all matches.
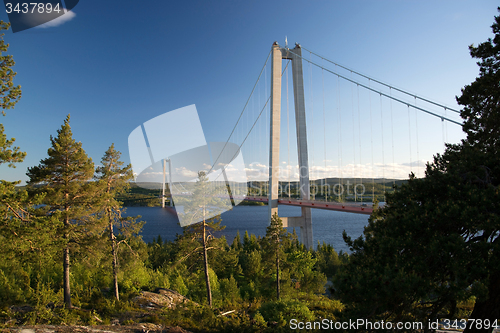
[0,0,498,184]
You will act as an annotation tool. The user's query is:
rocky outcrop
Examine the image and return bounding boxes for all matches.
[132,289,196,310]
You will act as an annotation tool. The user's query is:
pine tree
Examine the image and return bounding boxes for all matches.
[95,143,134,301]
[0,24,23,167]
[179,171,225,307]
[334,9,500,329]
[0,19,24,230]
[262,213,289,300]
[454,9,500,330]
[231,231,241,251]
[27,115,95,309]
[0,21,21,115]
[0,21,56,306]
[0,19,25,215]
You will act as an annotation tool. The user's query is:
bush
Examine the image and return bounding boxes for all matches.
[258,299,315,326]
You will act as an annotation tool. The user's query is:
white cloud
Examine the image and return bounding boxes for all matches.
[242,159,431,181]
[175,167,198,179]
[36,9,76,28]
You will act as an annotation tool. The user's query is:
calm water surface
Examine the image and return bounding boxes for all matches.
[124,205,369,253]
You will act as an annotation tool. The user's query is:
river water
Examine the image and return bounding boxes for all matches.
[124,205,370,253]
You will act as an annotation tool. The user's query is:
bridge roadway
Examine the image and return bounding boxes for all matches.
[167,193,374,215]
[240,196,373,215]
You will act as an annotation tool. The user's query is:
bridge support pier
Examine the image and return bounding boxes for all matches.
[269,42,313,249]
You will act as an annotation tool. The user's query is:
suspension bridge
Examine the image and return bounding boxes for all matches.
[163,41,464,249]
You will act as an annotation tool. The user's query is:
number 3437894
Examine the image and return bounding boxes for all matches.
[442,319,499,330]
[5,2,62,14]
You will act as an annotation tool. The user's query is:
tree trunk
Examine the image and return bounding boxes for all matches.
[63,203,72,309]
[109,212,119,301]
[276,246,280,300]
[464,271,500,333]
[202,219,212,307]
[63,239,72,309]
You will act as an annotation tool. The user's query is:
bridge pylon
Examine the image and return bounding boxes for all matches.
[269,42,313,249]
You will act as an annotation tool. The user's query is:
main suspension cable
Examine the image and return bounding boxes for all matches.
[284,48,462,126]
[210,60,291,183]
[301,45,460,114]
[209,50,272,175]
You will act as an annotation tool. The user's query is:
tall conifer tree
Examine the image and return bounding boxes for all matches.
[262,213,288,300]
[180,171,225,307]
[27,115,95,309]
[0,19,24,236]
[334,9,500,330]
[95,143,134,301]
[0,22,58,304]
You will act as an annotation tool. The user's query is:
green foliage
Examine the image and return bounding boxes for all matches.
[259,299,315,326]
[287,250,327,295]
[0,267,29,304]
[335,8,500,327]
[27,115,96,309]
[243,230,259,252]
[0,123,25,167]
[260,213,290,299]
[220,275,241,305]
[252,311,267,328]
[95,143,139,300]
[315,242,341,278]
[457,8,500,154]
[0,21,21,115]
[0,21,65,322]
[171,274,188,296]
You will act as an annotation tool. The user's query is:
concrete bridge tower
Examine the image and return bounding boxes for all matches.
[268,42,313,249]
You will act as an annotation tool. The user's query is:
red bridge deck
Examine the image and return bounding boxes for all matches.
[242,196,373,215]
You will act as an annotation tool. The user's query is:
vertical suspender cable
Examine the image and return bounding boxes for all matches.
[255,76,258,166]
[351,71,356,202]
[257,61,266,174]
[309,51,315,200]
[357,85,363,204]
[380,94,385,200]
[369,80,375,203]
[286,60,291,199]
[414,97,420,178]
[337,75,343,203]
[253,72,257,174]
[446,109,449,144]
[390,88,395,188]
[322,66,328,202]
[265,63,268,196]
[250,80,254,166]
[408,105,412,177]
[442,117,445,151]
